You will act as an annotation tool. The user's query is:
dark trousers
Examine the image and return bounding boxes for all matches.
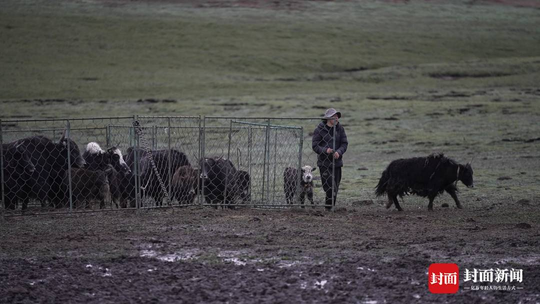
[319,166,342,210]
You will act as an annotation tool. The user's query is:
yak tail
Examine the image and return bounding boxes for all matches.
[375,170,389,197]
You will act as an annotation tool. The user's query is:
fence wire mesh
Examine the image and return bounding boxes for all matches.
[1,117,133,213]
[1,116,338,216]
[204,117,336,208]
[128,116,201,209]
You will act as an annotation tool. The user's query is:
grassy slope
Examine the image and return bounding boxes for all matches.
[1,0,539,206]
[1,0,539,101]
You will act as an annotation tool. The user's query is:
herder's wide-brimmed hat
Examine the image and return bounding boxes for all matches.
[322,108,342,120]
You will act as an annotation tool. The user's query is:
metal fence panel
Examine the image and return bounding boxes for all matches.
[131,116,202,209]
[1,116,337,216]
[205,117,333,207]
[1,117,134,215]
[229,120,304,207]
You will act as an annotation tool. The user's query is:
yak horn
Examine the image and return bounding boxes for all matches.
[237,148,242,167]
[59,129,67,142]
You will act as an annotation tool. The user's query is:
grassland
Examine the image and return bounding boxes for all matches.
[1,0,540,207]
[1,2,540,302]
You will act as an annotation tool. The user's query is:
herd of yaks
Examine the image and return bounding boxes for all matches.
[1,132,475,212]
[0,132,254,211]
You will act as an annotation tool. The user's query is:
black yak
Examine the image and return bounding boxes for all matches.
[83,142,131,174]
[172,165,200,205]
[83,142,131,208]
[1,143,35,210]
[284,165,316,206]
[199,157,240,208]
[231,170,251,204]
[375,153,473,211]
[5,134,86,209]
[64,168,112,209]
[126,147,190,206]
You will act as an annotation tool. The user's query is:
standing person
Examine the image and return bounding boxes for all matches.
[312,108,348,211]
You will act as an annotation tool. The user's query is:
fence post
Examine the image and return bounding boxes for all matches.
[106,125,111,148]
[66,120,74,211]
[0,119,4,212]
[227,120,233,161]
[267,121,272,205]
[129,124,134,148]
[201,117,206,206]
[152,125,157,150]
[248,126,252,199]
[262,120,272,204]
[223,120,233,206]
[271,128,278,205]
[168,117,172,205]
[297,127,304,206]
[332,121,336,212]
[198,116,202,206]
[260,123,267,203]
[133,115,141,209]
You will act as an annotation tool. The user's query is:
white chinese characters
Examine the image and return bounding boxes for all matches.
[464,268,523,283]
[430,272,458,285]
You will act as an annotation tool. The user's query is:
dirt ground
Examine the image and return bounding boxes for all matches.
[1,203,538,303]
[1,0,539,302]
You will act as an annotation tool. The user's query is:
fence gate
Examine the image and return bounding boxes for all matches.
[200,119,303,207]
[121,116,202,209]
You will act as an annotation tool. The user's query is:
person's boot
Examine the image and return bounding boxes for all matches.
[325,198,332,211]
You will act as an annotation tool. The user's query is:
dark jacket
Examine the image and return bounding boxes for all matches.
[312,122,348,168]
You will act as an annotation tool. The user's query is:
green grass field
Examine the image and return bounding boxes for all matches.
[1,0,540,208]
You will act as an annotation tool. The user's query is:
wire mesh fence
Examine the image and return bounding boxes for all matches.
[204,117,339,208]
[1,116,339,216]
[1,117,133,213]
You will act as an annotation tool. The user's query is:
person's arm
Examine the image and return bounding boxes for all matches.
[312,127,325,155]
[336,126,348,156]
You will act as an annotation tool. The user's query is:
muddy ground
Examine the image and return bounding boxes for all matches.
[1,203,539,303]
[1,0,539,302]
